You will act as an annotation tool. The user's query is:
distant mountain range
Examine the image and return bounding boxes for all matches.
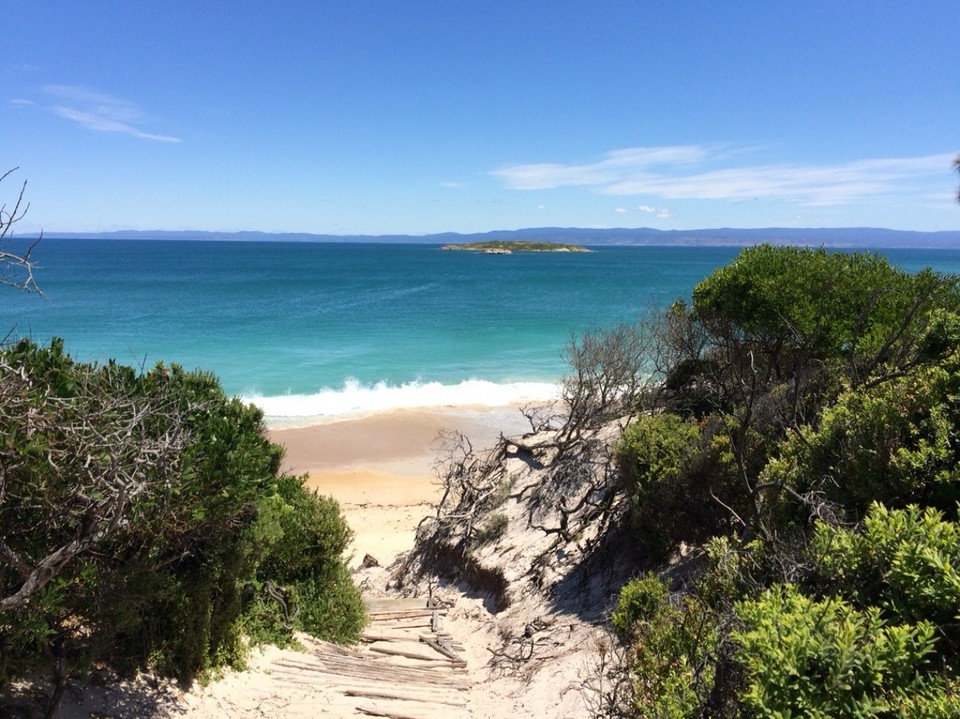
[46,226,960,249]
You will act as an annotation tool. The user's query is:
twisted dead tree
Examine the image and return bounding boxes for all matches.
[0,168,41,294]
[395,430,514,601]
[398,321,664,598]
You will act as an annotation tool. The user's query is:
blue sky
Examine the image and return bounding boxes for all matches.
[3,1,958,235]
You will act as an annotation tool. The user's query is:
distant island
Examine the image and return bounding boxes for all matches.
[440,240,590,254]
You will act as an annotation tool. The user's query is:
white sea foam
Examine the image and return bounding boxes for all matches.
[244,378,561,428]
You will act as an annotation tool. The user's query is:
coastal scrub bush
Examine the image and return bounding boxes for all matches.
[612,573,722,718]
[0,339,363,715]
[616,413,748,557]
[249,473,365,644]
[760,347,960,522]
[735,585,942,718]
[610,573,669,639]
[811,503,960,656]
[690,245,958,385]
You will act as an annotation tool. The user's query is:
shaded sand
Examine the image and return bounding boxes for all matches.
[268,407,532,563]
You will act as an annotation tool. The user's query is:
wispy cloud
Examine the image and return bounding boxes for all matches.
[42,85,181,143]
[493,145,707,191]
[637,204,672,219]
[492,145,954,206]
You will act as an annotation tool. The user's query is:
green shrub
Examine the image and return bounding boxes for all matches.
[691,245,958,377]
[611,573,669,639]
[735,585,941,718]
[249,474,365,645]
[0,339,364,700]
[762,353,960,522]
[812,503,960,656]
[617,414,701,490]
[613,574,721,718]
[617,413,748,557]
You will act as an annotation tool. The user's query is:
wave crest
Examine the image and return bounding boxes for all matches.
[244,378,561,428]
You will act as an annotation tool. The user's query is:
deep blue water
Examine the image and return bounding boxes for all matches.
[4,240,959,424]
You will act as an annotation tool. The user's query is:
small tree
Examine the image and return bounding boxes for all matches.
[0,341,365,717]
[558,320,661,447]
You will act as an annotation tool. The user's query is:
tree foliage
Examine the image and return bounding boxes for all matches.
[735,586,944,718]
[605,245,960,717]
[0,339,364,715]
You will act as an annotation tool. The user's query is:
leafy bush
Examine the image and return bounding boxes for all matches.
[612,574,722,718]
[611,573,670,639]
[812,503,960,651]
[250,474,365,643]
[616,413,747,557]
[735,585,942,718]
[0,339,364,708]
[691,245,958,381]
[762,352,960,521]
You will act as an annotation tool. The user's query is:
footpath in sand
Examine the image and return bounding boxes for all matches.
[176,597,473,719]
[56,406,604,719]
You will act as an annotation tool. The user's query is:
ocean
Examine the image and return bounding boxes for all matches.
[4,240,960,426]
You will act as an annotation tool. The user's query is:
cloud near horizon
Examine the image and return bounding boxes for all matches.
[492,145,954,207]
[43,85,182,143]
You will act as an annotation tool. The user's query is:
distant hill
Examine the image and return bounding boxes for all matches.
[46,226,960,249]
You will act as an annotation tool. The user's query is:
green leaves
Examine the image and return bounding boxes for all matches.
[607,248,960,716]
[813,504,960,632]
[613,574,720,718]
[691,246,958,380]
[735,585,938,718]
[0,339,364,691]
[764,354,960,519]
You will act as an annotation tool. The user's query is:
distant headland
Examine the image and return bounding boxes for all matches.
[440,240,590,254]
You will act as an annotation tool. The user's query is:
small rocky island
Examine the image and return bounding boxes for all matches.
[440,240,591,254]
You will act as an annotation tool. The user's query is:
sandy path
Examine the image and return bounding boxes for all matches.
[48,403,606,719]
[268,406,531,563]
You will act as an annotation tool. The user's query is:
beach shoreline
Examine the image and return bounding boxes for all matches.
[266,405,534,562]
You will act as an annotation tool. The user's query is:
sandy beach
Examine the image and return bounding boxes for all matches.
[268,406,533,563]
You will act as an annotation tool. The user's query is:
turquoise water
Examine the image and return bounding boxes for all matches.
[4,240,959,424]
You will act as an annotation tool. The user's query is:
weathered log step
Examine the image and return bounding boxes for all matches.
[419,637,464,663]
[367,608,448,620]
[365,597,439,613]
[367,643,466,667]
[343,688,468,708]
[362,633,464,656]
[356,704,453,719]
[367,619,435,630]
[275,658,472,688]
